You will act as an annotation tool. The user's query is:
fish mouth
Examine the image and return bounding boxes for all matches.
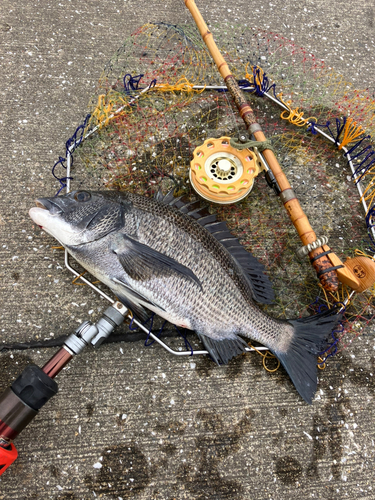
[35,200,47,209]
[34,197,64,215]
[29,197,65,230]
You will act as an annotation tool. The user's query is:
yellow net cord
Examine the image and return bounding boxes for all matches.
[90,91,131,128]
[277,92,317,127]
[152,77,205,94]
[338,117,365,150]
[247,343,281,373]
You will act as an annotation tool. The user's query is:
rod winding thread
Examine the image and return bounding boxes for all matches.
[296,236,329,259]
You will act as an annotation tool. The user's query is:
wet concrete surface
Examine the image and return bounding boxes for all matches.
[0,0,375,498]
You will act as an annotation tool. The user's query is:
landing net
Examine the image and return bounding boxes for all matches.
[52,22,375,361]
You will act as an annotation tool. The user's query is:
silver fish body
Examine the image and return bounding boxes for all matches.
[29,190,340,403]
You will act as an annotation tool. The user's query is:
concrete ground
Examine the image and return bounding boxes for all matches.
[0,0,374,499]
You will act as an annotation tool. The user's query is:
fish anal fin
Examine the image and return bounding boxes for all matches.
[197,333,248,365]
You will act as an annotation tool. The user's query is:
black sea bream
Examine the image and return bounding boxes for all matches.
[29,190,340,403]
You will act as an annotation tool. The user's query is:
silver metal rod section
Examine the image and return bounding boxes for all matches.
[66,147,72,193]
[193,85,250,90]
[341,289,357,308]
[129,315,268,355]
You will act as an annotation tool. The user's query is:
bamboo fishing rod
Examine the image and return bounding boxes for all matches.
[184,0,350,293]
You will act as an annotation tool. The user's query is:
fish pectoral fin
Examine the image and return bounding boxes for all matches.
[197,333,248,365]
[112,234,202,289]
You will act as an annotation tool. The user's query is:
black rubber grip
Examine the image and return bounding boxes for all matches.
[310,249,333,263]
[11,365,58,411]
[264,170,281,195]
[316,264,344,278]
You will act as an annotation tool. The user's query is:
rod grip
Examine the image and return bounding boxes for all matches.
[0,365,58,475]
[310,250,340,292]
[281,190,339,292]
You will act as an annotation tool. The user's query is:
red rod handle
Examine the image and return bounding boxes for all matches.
[0,442,18,475]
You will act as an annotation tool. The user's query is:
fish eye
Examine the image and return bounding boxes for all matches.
[74,191,91,202]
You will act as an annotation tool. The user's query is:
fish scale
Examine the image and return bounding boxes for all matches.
[29,189,342,403]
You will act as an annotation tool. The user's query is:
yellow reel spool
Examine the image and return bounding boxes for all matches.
[189,137,261,204]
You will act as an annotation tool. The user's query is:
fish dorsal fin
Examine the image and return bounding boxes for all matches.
[155,190,274,304]
[155,188,176,205]
[155,189,217,220]
[179,200,201,214]
[154,188,165,203]
[204,223,275,304]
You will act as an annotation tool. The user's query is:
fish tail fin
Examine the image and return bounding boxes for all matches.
[271,309,342,404]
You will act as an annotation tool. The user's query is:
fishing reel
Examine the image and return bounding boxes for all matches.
[189,137,261,204]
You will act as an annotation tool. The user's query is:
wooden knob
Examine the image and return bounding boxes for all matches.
[343,256,375,293]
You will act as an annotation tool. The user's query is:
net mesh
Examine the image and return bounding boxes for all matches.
[53,22,375,360]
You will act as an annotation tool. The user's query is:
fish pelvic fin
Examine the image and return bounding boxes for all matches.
[271,309,342,404]
[113,290,151,323]
[197,333,249,365]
